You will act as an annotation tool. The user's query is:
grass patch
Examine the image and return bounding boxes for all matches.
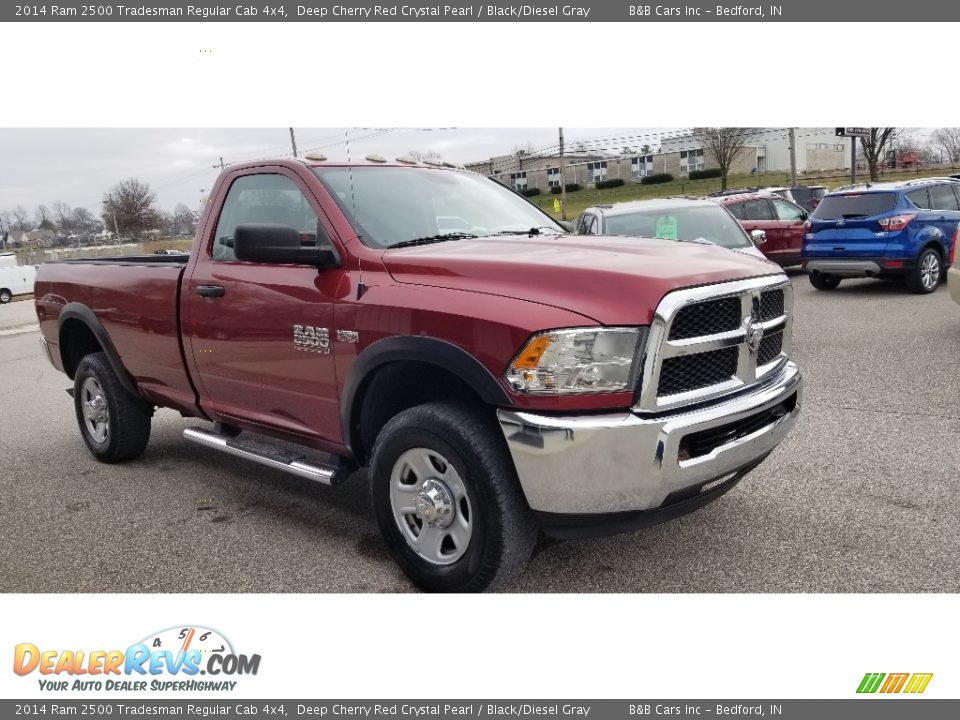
[532,167,960,220]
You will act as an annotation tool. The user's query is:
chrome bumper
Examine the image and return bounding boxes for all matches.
[497,361,801,515]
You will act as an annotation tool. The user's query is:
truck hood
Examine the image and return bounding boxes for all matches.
[382,234,782,325]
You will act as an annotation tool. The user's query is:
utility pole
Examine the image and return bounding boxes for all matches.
[559,127,568,222]
[213,157,226,171]
[289,128,299,158]
[788,128,798,187]
[851,137,857,185]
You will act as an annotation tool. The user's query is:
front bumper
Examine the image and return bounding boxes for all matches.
[497,361,801,530]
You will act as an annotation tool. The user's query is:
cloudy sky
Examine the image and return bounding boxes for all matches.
[0,127,682,219]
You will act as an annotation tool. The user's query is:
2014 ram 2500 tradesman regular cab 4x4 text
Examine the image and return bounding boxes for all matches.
[35,158,802,591]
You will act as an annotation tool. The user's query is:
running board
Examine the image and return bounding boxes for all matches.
[183,427,349,486]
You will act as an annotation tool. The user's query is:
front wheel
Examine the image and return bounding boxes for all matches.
[905,248,941,294]
[74,352,153,462]
[370,402,537,592]
[808,272,841,291]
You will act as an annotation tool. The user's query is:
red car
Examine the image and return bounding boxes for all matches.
[34,158,801,591]
[714,192,810,268]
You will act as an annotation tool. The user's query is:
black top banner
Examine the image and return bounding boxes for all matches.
[5,0,960,22]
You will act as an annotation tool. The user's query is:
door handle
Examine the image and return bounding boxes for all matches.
[196,285,225,298]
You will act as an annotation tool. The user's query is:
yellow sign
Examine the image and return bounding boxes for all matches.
[553,198,561,214]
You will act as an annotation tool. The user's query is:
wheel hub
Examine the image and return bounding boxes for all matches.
[415,478,455,529]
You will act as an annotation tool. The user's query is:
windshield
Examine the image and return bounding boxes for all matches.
[813,192,897,220]
[603,203,751,249]
[313,167,564,248]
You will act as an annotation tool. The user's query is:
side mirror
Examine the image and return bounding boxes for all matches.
[559,220,574,233]
[751,229,767,246]
[234,223,339,267]
[799,210,809,221]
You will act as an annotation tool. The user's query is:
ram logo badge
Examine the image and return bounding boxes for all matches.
[293,325,330,354]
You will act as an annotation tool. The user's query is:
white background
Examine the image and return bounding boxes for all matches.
[1,19,957,701]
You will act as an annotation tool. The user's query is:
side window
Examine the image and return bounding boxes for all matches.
[906,188,930,209]
[575,213,589,234]
[727,202,746,220]
[212,173,319,262]
[772,199,805,222]
[741,199,774,221]
[929,184,960,212]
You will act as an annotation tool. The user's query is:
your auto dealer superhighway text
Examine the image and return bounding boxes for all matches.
[298,5,592,18]
[299,705,591,717]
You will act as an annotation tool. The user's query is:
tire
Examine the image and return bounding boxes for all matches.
[808,272,841,291]
[905,248,942,294]
[370,402,537,592]
[73,352,152,463]
[0,288,11,304]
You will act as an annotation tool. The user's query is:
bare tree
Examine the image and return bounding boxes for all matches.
[35,204,56,230]
[512,142,535,158]
[52,201,72,235]
[406,150,424,162]
[11,205,29,231]
[640,144,653,155]
[931,127,960,164]
[102,178,161,238]
[859,128,901,182]
[169,203,196,234]
[70,207,100,236]
[422,150,443,163]
[694,127,754,190]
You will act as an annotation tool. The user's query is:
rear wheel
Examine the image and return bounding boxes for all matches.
[0,288,11,303]
[74,352,153,462]
[370,402,537,592]
[905,248,941,294]
[808,272,841,291]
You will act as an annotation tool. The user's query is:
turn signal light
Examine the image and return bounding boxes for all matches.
[511,334,552,369]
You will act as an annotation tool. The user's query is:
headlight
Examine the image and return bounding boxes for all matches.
[505,327,646,394]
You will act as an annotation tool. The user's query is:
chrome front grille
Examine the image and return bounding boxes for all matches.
[668,297,741,340]
[636,276,793,412]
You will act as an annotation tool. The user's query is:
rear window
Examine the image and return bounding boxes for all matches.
[602,203,751,249]
[812,193,897,220]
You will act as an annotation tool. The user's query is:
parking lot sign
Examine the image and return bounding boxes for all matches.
[836,127,871,137]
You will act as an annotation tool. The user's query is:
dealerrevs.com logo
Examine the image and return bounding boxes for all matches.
[857,672,933,694]
[13,626,261,692]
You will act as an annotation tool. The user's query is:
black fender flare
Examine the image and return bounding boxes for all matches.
[340,335,513,456]
[58,303,139,397]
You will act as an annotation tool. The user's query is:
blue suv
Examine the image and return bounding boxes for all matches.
[802,178,960,293]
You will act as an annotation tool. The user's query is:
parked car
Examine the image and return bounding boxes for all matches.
[764,186,827,212]
[35,158,801,592]
[803,178,960,293]
[713,192,810,267]
[708,185,826,212]
[0,262,37,303]
[949,251,960,306]
[572,198,771,262]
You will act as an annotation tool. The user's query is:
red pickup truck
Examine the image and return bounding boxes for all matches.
[35,158,802,591]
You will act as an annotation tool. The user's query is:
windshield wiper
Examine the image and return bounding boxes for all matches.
[389,232,478,249]
[496,226,560,236]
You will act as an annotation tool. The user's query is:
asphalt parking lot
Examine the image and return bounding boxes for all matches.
[1,275,958,593]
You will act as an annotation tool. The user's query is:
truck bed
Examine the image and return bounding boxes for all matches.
[35,257,199,415]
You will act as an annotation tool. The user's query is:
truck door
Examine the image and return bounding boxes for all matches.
[183,169,346,443]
